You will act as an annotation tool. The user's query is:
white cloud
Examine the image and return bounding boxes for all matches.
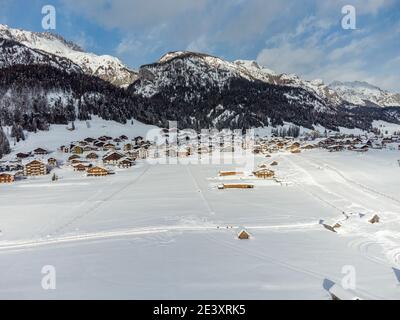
[72,31,95,50]
[257,44,324,76]
[256,10,400,92]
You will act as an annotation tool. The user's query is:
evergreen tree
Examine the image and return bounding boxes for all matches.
[0,126,11,159]
[11,124,25,142]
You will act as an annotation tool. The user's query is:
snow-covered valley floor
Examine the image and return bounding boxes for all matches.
[1,146,400,299]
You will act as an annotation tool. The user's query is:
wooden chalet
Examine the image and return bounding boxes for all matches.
[33,148,48,155]
[238,229,250,240]
[68,154,81,161]
[270,161,278,166]
[94,141,105,148]
[86,152,99,160]
[98,136,112,142]
[47,158,58,166]
[276,142,285,149]
[59,145,69,153]
[218,171,244,177]
[74,164,89,172]
[141,146,150,159]
[23,160,47,176]
[119,135,129,141]
[289,142,301,150]
[16,152,31,159]
[0,173,14,184]
[87,166,109,177]
[84,137,96,143]
[103,152,124,165]
[117,158,134,168]
[123,143,133,152]
[218,183,254,190]
[253,168,275,179]
[71,159,83,165]
[103,143,116,151]
[329,145,345,152]
[352,144,369,152]
[71,145,84,154]
[134,136,144,144]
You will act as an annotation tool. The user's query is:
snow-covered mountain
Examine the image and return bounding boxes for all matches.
[0,38,82,73]
[138,52,342,108]
[329,81,400,108]
[130,51,384,130]
[233,60,343,107]
[0,24,138,87]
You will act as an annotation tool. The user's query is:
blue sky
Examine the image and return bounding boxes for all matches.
[0,0,399,91]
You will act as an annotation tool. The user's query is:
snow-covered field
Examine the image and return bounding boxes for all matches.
[1,133,400,299]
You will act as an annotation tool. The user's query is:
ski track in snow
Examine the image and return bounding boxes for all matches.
[43,165,151,238]
[205,229,384,300]
[283,153,400,268]
[0,223,320,253]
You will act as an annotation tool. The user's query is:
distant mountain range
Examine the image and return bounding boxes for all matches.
[329,81,400,108]
[0,24,399,153]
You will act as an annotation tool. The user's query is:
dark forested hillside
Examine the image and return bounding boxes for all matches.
[130,72,400,131]
[0,64,147,132]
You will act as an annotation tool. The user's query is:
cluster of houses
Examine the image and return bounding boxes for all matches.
[60,135,146,176]
[250,133,400,155]
[1,129,399,185]
[0,135,153,183]
[316,134,400,153]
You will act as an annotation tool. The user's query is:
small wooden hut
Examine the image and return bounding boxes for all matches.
[238,230,250,240]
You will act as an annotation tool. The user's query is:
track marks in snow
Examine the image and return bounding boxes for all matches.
[45,166,151,237]
[0,221,321,252]
[299,155,400,208]
[204,231,384,300]
[286,153,400,268]
[186,165,216,216]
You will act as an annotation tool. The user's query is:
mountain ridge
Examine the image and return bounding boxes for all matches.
[329,80,400,108]
[0,24,138,87]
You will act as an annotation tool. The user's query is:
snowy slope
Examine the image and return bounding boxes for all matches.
[3,116,159,157]
[0,38,82,73]
[0,24,138,87]
[0,148,400,299]
[330,81,400,108]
